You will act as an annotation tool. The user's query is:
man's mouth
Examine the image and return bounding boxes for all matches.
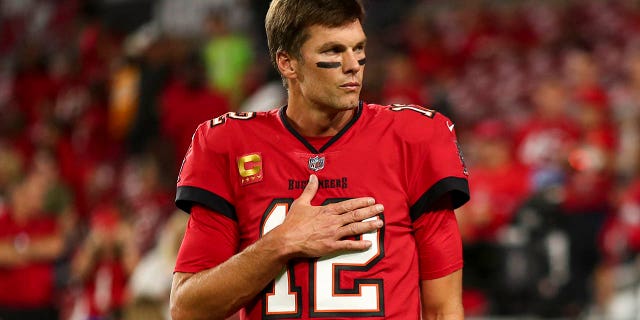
[340,82,361,90]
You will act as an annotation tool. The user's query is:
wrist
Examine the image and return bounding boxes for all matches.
[260,227,296,264]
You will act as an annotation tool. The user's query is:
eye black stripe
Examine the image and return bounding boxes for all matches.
[316,61,342,69]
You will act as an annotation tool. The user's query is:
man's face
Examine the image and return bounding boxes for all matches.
[292,20,366,111]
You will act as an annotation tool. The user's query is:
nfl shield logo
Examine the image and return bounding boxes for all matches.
[308,156,325,172]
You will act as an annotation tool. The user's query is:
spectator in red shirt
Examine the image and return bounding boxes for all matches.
[380,53,428,106]
[515,78,580,190]
[160,51,229,172]
[120,155,174,255]
[458,119,531,242]
[594,177,640,318]
[558,48,616,316]
[11,43,57,128]
[0,169,65,320]
[70,203,139,320]
[456,119,531,316]
[564,88,616,215]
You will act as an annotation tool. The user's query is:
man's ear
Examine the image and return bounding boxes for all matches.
[276,51,297,80]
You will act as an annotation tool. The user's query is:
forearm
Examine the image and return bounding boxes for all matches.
[422,304,464,320]
[170,230,290,320]
[71,242,99,280]
[0,241,23,266]
[0,234,64,265]
[26,235,64,261]
[420,270,464,320]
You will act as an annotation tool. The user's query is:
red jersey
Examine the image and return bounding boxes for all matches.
[515,118,580,168]
[0,208,59,308]
[175,102,470,319]
[465,162,530,241]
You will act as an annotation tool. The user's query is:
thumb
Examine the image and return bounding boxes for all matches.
[297,174,318,204]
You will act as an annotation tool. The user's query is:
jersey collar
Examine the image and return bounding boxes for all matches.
[279,101,363,154]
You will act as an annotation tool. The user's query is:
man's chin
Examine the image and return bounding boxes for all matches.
[343,97,360,109]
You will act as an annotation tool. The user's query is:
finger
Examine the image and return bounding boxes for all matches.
[342,204,384,224]
[337,218,383,239]
[335,239,373,251]
[296,174,318,204]
[328,197,376,214]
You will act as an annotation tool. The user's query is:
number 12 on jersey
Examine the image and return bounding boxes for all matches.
[260,199,385,318]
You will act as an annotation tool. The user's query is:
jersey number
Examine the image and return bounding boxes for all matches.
[260,199,385,318]
[210,111,256,127]
[390,104,435,118]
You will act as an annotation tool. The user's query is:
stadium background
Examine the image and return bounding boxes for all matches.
[1,0,640,319]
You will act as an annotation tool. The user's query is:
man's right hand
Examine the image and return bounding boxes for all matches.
[171,175,384,320]
[269,174,384,260]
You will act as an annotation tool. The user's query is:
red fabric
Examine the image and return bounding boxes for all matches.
[575,86,609,111]
[83,259,128,317]
[600,180,640,263]
[128,190,174,254]
[55,133,91,217]
[464,163,530,241]
[12,70,56,125]
[381,82,425,106]
[514,118,580,168]
[409,42,450,80]
[174,103,469,319]
[174,205,239,273]
[77,23,108,82]
[585,127,617,151]
[160,80,229,169]
[0,208,59,308]
[562,171,613,214]
[413,205,463,280]
[462,288,489,316]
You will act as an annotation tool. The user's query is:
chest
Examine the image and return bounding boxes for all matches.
[228,134,412,246]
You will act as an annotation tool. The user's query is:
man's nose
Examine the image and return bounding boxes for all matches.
[342,50,362,74]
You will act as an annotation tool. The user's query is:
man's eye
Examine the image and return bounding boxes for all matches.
[323,46,344,54]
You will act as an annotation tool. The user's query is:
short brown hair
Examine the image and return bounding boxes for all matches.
[265,0,365,70]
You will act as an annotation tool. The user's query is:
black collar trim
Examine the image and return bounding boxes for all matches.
[279,101,363,154]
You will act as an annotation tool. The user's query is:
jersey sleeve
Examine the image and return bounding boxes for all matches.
[175,120,237,220]
[174,205,240,273]
[401,110,470,221]
[413,196,463,280]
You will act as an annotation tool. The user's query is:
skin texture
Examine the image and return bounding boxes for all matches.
[171,19,464,320]
[278,20,366,137]
[421,269,464,320]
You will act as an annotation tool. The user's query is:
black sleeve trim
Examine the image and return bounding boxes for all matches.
[175,186,237,221]
[409,177,470,222]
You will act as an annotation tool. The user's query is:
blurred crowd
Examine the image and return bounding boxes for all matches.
[1,0,640,319]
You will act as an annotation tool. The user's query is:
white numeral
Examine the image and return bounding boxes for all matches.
[211,112,256,127]
[261,199,383,317]
[262,202,298,315]
[390,104,435,118]
[314,216,381,312]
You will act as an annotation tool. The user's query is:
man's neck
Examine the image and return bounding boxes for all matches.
[285,99,356,137]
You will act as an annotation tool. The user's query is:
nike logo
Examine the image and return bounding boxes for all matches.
[447,121,455,132]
